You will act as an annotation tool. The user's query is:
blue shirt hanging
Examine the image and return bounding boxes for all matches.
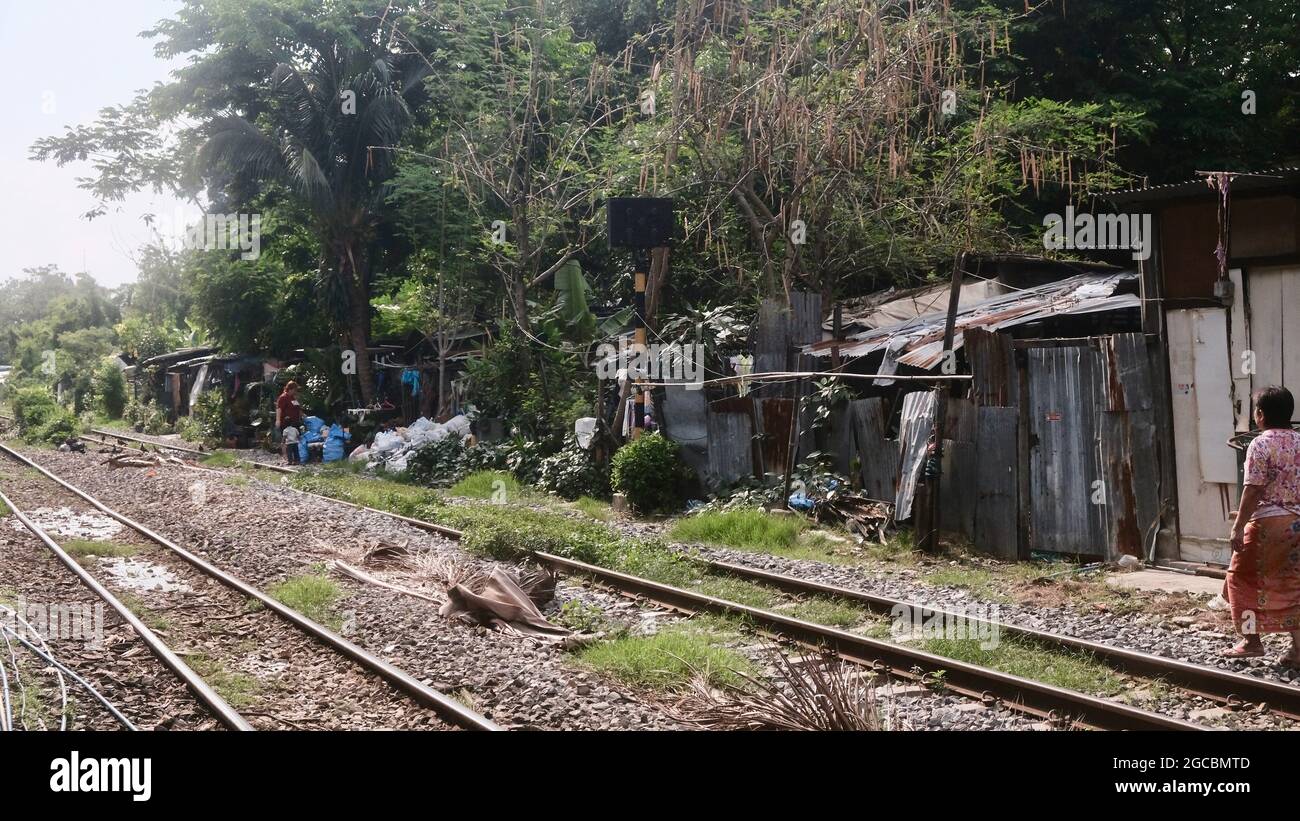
[400,368,421,397]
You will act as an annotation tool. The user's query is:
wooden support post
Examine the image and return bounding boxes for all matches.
[920,251,966,552]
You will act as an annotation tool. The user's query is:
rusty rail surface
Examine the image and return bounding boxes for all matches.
[0,484,254,731]
[532,551,1202,731]
[84,427,299,476]
[0,442,501,731]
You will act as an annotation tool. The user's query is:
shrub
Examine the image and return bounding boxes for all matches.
[124,397,172,435]
[93,360,128,419]
[11,386,79,444]
[12,386,59,430]
[190,390,227,444]
[610,432,691,514]
[403,436,468,486]
[537,435,609,500]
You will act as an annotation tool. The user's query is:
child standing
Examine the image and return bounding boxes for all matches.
[282,425,300,465]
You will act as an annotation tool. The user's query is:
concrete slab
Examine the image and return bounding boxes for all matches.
[1105,568,1223,596]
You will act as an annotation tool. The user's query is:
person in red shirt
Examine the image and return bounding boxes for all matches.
[275,381,304,463]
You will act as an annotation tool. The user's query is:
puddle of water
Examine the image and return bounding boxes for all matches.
[8,506,124,540]
[98,558,191,593]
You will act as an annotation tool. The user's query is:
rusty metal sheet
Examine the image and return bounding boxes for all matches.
[1027,346,1107,556]
[707,411,755,486]
[974,407,1019,559]
[756,397,794,476]
[753,299,791,396]
[1098,334,1161,559]
[940,439,977,538]
[803,273,1139,364]
[966,327,1017,407]
[945,397,977,443]
[789,291,823,373]
[895,390,936,520]
[827,401,854,475]
[660,385,710,477]
[1100,333,1153,412]
[850,398,897,502]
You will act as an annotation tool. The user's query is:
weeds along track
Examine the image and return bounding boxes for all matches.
[0,442,499,731]
[694,557,1300,725]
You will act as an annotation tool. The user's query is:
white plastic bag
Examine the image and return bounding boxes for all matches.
[574,417,596,449]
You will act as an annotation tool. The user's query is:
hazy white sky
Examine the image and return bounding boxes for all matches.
[0,0,188,288]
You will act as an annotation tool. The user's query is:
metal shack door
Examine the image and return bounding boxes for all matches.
[1027,346,1107,556]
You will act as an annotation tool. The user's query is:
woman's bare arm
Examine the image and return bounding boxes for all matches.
[1231,484,1265,550]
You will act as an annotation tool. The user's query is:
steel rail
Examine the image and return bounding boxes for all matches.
[0,443,501,731]
[83,427,299,475]
[0,485,253,731]
[702,557,1300,720]
[532,551,1204,731]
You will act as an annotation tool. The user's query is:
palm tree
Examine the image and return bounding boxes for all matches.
[201,43,426,404]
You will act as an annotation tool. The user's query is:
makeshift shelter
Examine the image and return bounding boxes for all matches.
[1105,166,1300,566]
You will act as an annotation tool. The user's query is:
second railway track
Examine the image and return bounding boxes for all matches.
[0,440,499,731]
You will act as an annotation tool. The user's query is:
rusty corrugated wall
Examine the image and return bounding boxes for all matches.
[850,398,897,503]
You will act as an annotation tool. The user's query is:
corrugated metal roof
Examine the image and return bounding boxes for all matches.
[803,273,1139,367]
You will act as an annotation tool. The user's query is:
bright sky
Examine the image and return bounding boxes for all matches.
[0,0,188,288]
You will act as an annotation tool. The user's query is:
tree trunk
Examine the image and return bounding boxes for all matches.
[342,245,375,405]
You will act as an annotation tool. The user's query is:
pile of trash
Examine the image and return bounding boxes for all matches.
[297,416,352,463]
[347,415,472,473]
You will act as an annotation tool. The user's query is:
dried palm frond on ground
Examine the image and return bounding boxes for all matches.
[361,538,411,566]
[410,553,489,590]
[676,647,887,731]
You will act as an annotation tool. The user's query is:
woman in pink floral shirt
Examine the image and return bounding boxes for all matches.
[1224,386,1300,665]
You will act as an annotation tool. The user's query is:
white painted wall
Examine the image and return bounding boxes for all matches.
[1167,308,1237,564]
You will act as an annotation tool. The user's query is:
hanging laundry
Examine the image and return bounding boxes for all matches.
[401,368,421,397]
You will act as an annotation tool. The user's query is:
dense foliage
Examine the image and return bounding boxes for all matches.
[6,0,1297,493]
[611,432,692,514]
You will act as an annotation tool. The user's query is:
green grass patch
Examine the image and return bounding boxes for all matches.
[670,509,805,550]
[669,509,863,564]
[572,496,613,521]
[62,539,139,559]
[267,574,343,630]
[222,475,249,489]
[785,596,865,628]
[0,500,9,516]
[185,652,260,708]
[200,451,239,468]
[448,470,521,501]
[576,623,754,691]
[922,636,1126,697]
[693,576,781,609]
[116,593,170,632]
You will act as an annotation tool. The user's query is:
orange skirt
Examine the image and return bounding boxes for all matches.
[1227,515,1300,634]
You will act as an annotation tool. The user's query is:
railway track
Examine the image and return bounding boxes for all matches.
[7,419,1278,730]
[79,427,298,475]
[0,441,500,731]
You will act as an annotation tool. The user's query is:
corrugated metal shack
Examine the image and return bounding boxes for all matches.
[1105,167,1300,566]
[660,255,1161,561]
